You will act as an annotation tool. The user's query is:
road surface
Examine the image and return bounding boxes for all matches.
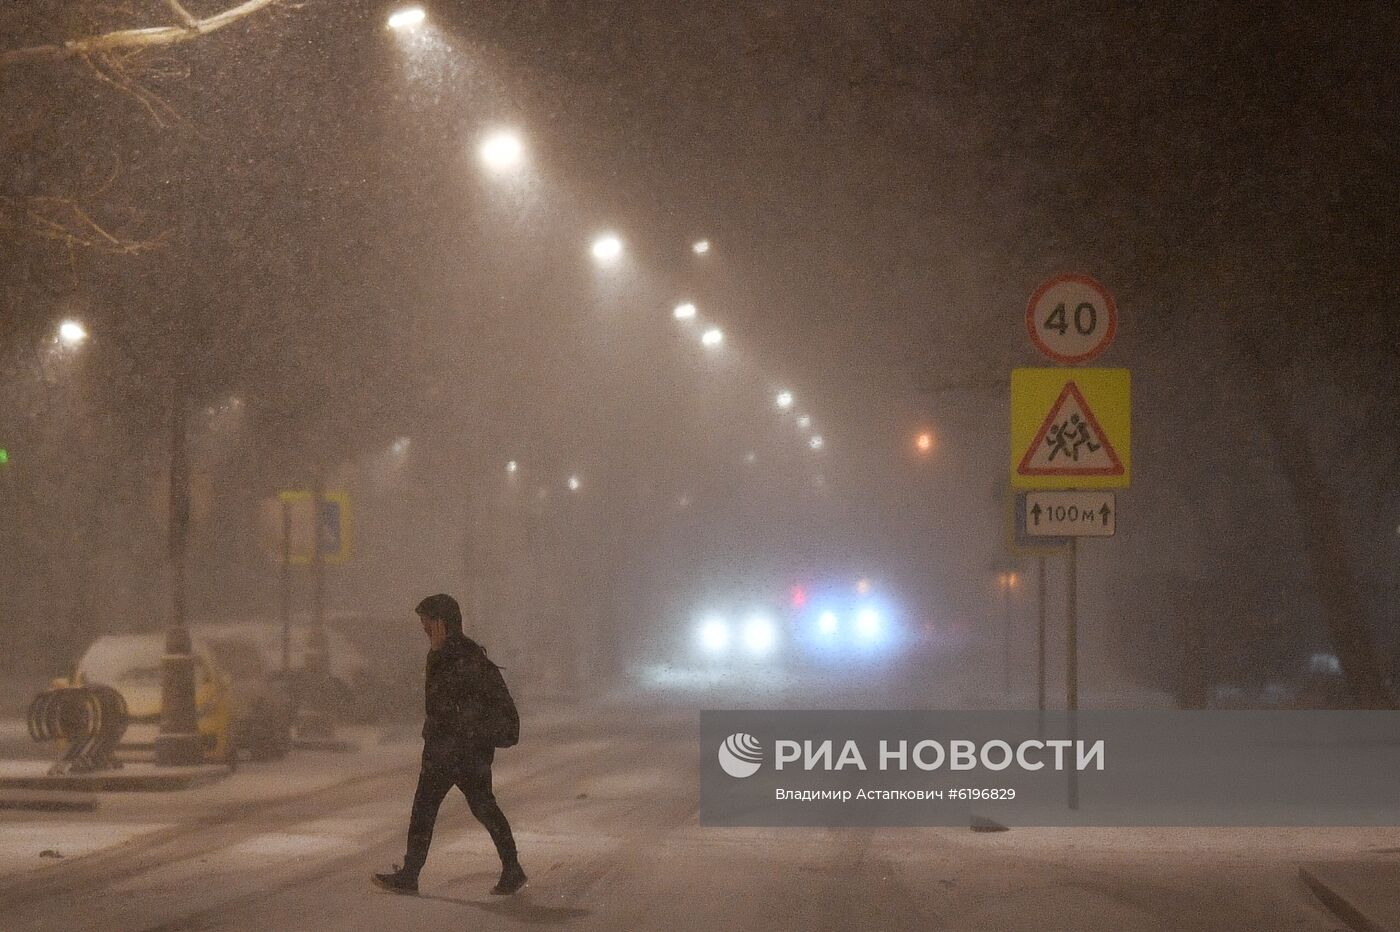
[0,705,1373,931]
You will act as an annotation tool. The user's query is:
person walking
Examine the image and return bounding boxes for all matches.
[372,593,526,896]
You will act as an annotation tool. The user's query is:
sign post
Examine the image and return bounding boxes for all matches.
[1016,274,1129,810]
[1037,554,1047,737]
[1067,536,1079,809]
[280,498,292,675]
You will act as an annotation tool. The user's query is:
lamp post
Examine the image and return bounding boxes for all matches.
[155,392,202,766]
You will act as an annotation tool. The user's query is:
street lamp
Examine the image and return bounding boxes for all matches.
[506,460,519,476]
[775,390,794,410]
[387,6,426,30]
[796,415,811,430]
[692,239,711,255]
[915,430,935,455]
[700,327,723,348]
[809,435,824,450]
[478,129,525,174]
[567,474,581,492]
[57,319,88,347]
[591,233,623,264]
[673,302,697,321]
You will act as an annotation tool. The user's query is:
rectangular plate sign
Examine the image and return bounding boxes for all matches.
[1025,491,1115,537]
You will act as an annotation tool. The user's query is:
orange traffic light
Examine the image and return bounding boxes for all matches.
[914,431,935,455]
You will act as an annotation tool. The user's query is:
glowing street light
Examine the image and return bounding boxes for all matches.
[479,130,525,173]
[506,460,519,475]
[700,327,724,348]
[591,233,623,264]
[692,239,711,255]
[391,436,411,455]
[796,415,811,430]
[809,434,824,450]
[775,390,794,410]
[567,474,582,492]
[57,319,88,347]
[915,430,935,455]
[387,6,426,30]
[673,302,697,320]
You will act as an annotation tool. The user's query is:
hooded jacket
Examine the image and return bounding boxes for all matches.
[422,633,495,744]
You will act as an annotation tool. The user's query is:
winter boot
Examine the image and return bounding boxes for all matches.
[491,861,527,895]
[371,864,419,895]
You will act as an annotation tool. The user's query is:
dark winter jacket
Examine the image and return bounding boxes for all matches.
[422,633,495,745]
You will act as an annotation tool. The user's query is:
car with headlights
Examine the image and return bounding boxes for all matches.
[785,579,904,663]
[688,577,907,667]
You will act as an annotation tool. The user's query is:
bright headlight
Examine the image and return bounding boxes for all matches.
[699,618,729,653]
[743,616,776,654]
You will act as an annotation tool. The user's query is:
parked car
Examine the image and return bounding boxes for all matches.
[204,636,296,760]
[197,618,383,724]
[60,632,294,762]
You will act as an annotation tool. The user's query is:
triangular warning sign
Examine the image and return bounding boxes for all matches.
[1016,381,1124,476]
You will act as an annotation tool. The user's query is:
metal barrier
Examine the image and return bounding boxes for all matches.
[28,685,130,775]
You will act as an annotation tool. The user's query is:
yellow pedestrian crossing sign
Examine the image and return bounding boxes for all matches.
[1011,368,1130,489]
[258,490,354,565]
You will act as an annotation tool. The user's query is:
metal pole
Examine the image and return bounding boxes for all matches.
[1067,536,1079,810]
[1002,583,1012,696]
[303,466,334,737]
[280,498,292,675]
[1037,553,1047,736]
[311,468,325,655]
[156,394,201,766]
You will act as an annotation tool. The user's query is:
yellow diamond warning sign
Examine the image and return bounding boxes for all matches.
[1011,368,1131,489]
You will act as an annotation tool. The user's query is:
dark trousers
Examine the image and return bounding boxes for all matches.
[403,740,517,876]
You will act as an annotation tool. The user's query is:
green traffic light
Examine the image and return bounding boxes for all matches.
[0,448,8,465]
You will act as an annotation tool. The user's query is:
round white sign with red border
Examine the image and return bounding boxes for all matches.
[1026,274,1117,365]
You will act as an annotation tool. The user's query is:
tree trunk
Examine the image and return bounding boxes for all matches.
[1238,340,1392,708]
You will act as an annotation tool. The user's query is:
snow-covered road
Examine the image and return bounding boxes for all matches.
[0,705,1385,931]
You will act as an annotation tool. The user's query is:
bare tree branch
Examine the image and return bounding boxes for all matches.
[1,194,167,255]
[164,0,201,30]
[1,0,282,65]
[80,51,181,126]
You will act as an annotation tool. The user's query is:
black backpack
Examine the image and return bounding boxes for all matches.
[477,658,519,748]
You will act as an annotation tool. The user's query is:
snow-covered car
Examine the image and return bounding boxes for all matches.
[60,632,294,762]
[203,636,296,760]
[196,618,382,723]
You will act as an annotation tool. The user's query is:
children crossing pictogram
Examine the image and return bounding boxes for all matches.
[1016,381,1123,477]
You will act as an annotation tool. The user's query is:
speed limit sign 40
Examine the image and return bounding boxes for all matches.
[1026,274,1117,365]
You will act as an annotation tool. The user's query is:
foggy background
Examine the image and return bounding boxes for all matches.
[2,0,1397,707]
